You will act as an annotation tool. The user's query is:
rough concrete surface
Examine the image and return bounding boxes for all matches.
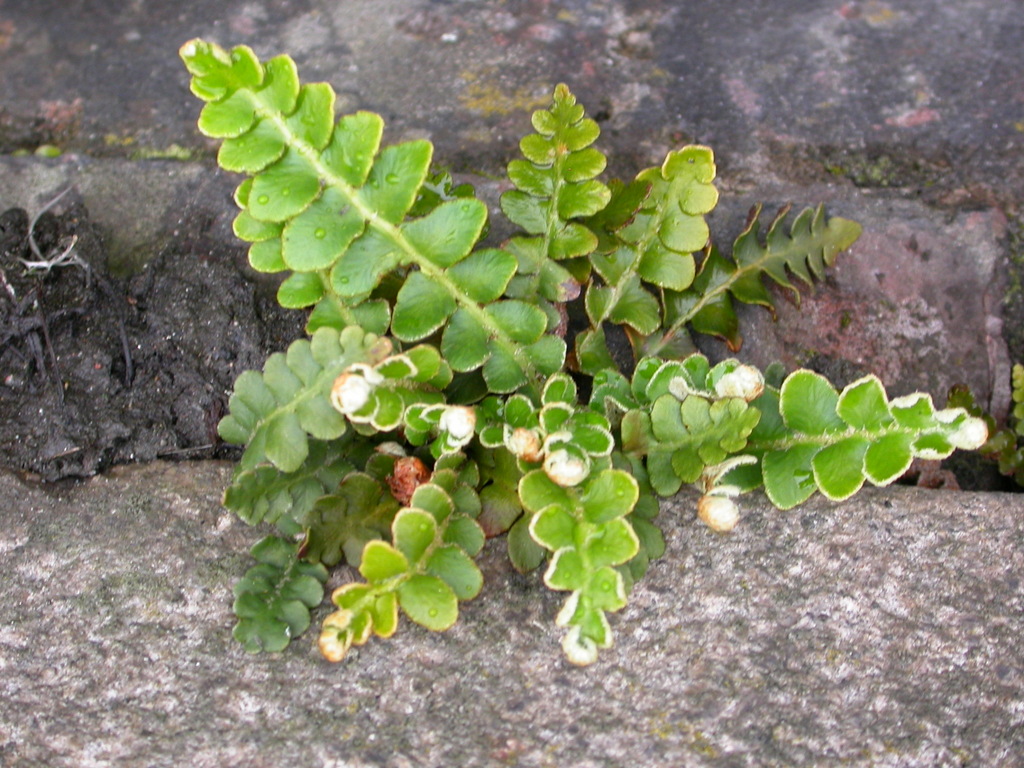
[0,461,1021,768]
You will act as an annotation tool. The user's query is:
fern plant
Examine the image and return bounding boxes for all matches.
[948,363,1024,486]
[181,40,988,665]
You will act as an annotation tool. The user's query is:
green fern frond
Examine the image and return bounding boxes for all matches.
[502,83,610,311]
[223,439,356,527]
[520,467,641,665]
[728,370,989,507]
[575,146,719,373]
[217,326,391,474]
[233,535,329,653]
[182,41,988,667]
[318,466,485,661]
[181,39,562,393]
[300,471,400,567]
[653,203,862,354]
[620,356,763,496]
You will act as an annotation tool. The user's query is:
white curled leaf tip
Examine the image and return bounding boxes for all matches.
[562,625,599,666]
[697,494,739,533]
[949,416,988,450]
[438,406,476,443]
[330,372,374,414]
[668,376,698,401]
[374,441,408,457]
[318,609,354,663]
[714,364,765,401]
[544,449,588,487]
[889,392,930,410]
[541,430,573,453]
[507,427,543,463]
[349,363,384,385]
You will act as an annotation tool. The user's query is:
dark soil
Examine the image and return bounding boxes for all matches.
[0,194,302,480]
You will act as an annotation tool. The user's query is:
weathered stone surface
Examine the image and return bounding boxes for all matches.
[0,154,239,274]
[1,460,1021,767]
[0,1,1016,425]
[707,188,1010,416]
[2,0,1021,201]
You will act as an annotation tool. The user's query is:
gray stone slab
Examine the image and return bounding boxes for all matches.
[1,0,1021,199]
[1,460,1021,767]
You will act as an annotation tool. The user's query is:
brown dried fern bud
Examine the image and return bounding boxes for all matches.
[387,456,431,506]
[507,427,542,463]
